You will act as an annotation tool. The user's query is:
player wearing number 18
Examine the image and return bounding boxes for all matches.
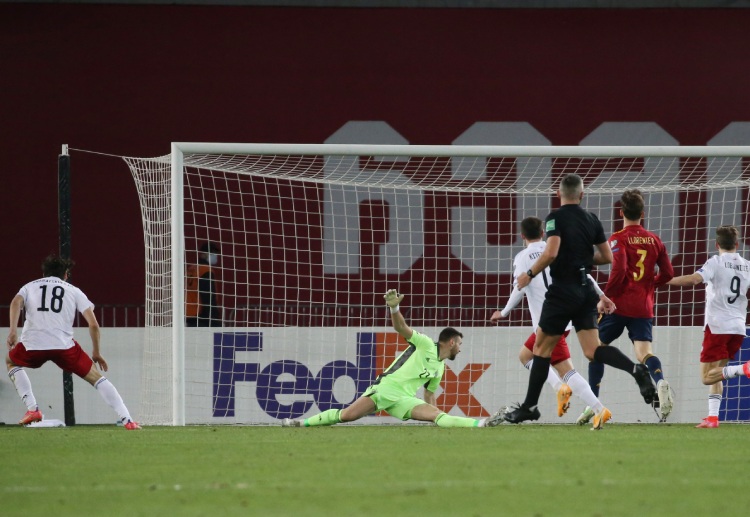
[5,255,141,429]
[668,226,750,428]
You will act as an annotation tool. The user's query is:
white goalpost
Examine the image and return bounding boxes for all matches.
[125,143,750,426]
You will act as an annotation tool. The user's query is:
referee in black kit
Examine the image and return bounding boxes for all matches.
[502,174,657,426]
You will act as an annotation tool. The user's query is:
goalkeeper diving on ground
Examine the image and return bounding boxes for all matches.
[281,289,505,428]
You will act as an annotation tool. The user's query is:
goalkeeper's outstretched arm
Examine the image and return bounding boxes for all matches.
[384,289,413,341]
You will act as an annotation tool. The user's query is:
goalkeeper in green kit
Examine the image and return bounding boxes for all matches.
[281,289,504,428]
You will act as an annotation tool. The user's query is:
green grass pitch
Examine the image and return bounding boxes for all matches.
[2,423,748,517]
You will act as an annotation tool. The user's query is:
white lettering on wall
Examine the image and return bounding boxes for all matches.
[706,122,750,247]
[319,120,749,276]
[580,122,680,262]
[323,121,424,274]
[449,122,551,274]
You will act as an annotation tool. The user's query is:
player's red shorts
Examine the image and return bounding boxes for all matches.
[524,330,571,366]
[700,326,745,363]
[9,341,93,378]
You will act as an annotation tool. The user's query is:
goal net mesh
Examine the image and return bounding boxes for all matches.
[125,148,750,425]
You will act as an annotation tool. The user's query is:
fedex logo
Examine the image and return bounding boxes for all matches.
[212,332,491,419]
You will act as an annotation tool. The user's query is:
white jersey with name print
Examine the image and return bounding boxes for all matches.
[500,241,602,331]
[17,276,95,350]
[501,241,550,330]
[696,252,750,336]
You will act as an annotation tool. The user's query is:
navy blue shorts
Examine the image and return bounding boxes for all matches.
[598,313,653,344]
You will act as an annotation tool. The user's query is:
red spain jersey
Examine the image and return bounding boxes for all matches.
[604,225,674,318]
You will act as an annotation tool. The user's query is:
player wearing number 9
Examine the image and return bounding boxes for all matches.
[5,255,141,429]
[586,189,676,422]
[669,225,750,428]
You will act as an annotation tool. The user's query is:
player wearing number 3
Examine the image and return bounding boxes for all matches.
[584,189,675,423]
[281,290,505,428]
[5,255,141,429]
[668,226,750,428]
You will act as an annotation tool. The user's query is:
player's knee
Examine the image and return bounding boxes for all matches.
[84,367,103,386]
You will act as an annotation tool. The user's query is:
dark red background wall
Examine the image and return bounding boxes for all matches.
[3,5,750,315]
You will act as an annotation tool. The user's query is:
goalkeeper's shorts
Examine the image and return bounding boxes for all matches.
[363,385,426,421]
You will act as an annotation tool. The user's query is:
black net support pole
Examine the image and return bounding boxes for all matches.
[59,144,75,426]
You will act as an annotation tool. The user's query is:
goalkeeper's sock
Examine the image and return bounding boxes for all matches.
[708,394,721,417]
[94,377,133,422]
[644,354,665,384]
[524,359,562,391]
[587,360,605,397]
[303,409,342,427]
[435,413,479,428]
[9,367,38,411]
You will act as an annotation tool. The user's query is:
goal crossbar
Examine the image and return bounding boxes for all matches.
[171,143,750,158]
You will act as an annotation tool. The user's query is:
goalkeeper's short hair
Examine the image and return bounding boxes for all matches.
[439,327,463,343]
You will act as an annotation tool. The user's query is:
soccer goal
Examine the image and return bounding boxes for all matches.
[125,143,750,426]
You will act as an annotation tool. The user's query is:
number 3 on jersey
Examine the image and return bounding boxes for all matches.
[38,285,65,313]
[633,249,647,281]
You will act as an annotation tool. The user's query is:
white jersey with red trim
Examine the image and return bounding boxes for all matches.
[17,276,94,350]
[696,252,750,336]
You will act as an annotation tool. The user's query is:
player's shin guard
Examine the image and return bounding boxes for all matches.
[94,377,132,422]
[9,367,37,411]
[304,409,342,427]
[644,355,665,384]
[587,360,605,397]
[565,370,603,412]
[435,413,479,428]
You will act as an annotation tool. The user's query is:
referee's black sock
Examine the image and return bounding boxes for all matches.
[593,346,635,374]
[522,355,551,409]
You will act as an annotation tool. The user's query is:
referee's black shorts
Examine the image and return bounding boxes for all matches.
[538,281,600,335]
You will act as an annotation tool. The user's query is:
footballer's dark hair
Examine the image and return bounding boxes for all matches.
[439,327,463,343]
[620,189,645,221]
[716,225,739,251]
[520,216,544,240]
[42,254,75,279]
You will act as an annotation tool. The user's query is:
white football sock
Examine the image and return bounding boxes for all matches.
[524,359,562,391]
[564,369,604,413]
[9,367,38,411]
[722,365,744,379]
[94,377,132,422]
[708,393,721,418]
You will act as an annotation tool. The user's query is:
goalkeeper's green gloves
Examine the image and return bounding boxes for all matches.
[384,289,405,313]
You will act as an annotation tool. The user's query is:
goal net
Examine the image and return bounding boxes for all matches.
[125,143,750,426]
